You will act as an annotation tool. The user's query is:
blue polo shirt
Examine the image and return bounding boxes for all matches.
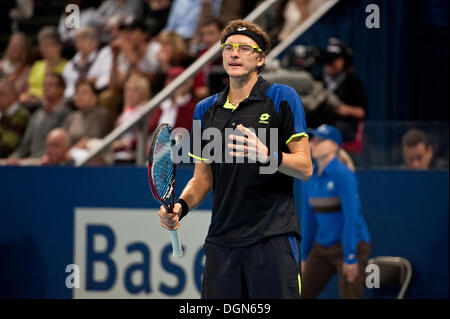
[300,157,370,264]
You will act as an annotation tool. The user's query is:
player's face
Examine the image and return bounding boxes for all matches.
[403,143,432,169]
[222,34,265,79]
[310,137,338,160]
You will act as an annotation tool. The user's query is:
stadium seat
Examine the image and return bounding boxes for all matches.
[368,256,413,299]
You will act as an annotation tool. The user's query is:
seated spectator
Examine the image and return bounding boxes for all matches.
[0,32,32,96]
[41,128,72,165]
[401,128,449,170]
[62,27,101,99]
[155,31,207,99]
[92,14,126,122]
[96,0,143,29]
[0,80,30,158]
[195,18,223,96]
[142,0,173,39]
[101,17,160,123]
[148,66,196,135]
[115,17,161,82]
[20,26,68,106]
[63,80,112,149]
[319,38,367,145]
[278,0,326,42]
[112,74,151,164]
[58,0,101,45]
[8,73,72,160]
[163,0,203,40]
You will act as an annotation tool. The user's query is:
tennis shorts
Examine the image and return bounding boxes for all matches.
[201,233,302,299]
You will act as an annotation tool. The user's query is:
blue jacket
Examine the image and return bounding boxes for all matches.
[300,157,370,264]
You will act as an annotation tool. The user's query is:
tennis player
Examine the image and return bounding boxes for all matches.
[158,19,313,298]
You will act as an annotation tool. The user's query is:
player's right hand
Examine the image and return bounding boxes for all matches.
[158,203,182,230]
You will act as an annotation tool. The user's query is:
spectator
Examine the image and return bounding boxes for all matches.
[9,73,72,160]
[63,80,111,148]
[62,27,101,99]
[0,32,32,96]
[96,0,143,27]
[155,31,207,99]
[20,26,68,105]
[102,17,160,122]
[115,17,161,82]
[92,14,126,122]
[0,80,30,158]
[300,124,371,299]
[163,0,204,40]
[142,0,173,39]
[320,38,367,145]
[278,0,326,42]
[112,74,151,164]
[401,128,448,170]
[195,18,223,95]
[58,0,102,45]
[148,66,196,134]
[41,128,72,165]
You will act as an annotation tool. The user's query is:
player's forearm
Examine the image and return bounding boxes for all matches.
[278,152,313,181]
[179,176,212,212]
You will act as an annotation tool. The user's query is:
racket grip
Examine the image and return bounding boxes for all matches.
[170,229,183,257]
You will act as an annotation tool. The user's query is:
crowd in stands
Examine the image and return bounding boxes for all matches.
[0,0,448,169]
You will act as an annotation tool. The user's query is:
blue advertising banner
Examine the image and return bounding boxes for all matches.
[0,166,448,298]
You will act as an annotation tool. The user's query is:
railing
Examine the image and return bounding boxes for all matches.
[76,0,341,166]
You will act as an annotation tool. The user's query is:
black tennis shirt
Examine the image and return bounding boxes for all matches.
[189,76,308,247]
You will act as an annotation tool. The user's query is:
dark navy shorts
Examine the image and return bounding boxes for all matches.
[201,233,302,299]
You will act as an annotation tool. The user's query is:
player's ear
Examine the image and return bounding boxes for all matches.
[256,53,266,67]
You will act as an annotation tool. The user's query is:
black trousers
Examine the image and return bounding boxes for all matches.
[201,234,301,299]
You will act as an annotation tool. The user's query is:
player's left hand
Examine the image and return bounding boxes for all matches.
[342,262,359,283]
[228,124,269,163]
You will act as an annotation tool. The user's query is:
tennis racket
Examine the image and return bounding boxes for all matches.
[147,123,183,258]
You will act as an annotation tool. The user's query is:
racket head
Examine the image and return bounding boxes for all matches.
[148,123,176,205]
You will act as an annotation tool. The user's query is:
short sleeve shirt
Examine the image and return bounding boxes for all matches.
[189,76,308,247]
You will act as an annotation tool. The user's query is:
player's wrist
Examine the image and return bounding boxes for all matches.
[176,198,189,220]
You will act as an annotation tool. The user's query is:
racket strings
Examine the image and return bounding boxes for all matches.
[151,126,175,200]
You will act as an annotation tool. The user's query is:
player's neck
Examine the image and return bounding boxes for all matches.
[228,73,258,105]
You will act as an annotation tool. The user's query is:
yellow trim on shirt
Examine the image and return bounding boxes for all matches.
[223,97,237,111]
[286,132,309,145]
[188,152,210,162]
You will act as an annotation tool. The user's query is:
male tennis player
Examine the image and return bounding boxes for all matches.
[158,19,313,298]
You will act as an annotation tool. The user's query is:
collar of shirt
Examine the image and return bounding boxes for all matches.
[73,50,98,68]
[322,156,340,177]
[216,76,271,109]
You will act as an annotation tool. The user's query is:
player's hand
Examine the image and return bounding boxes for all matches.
[158,203,182,230]
[228,124,269,163]
[301,261,306,273]
[342,262,359,283]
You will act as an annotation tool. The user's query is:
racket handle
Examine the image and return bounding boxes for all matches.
[170,229,183,258]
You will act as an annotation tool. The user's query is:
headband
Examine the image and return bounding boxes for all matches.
[223,27,266,52]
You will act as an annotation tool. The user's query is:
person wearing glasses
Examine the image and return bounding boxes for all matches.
[158,19,312,298]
